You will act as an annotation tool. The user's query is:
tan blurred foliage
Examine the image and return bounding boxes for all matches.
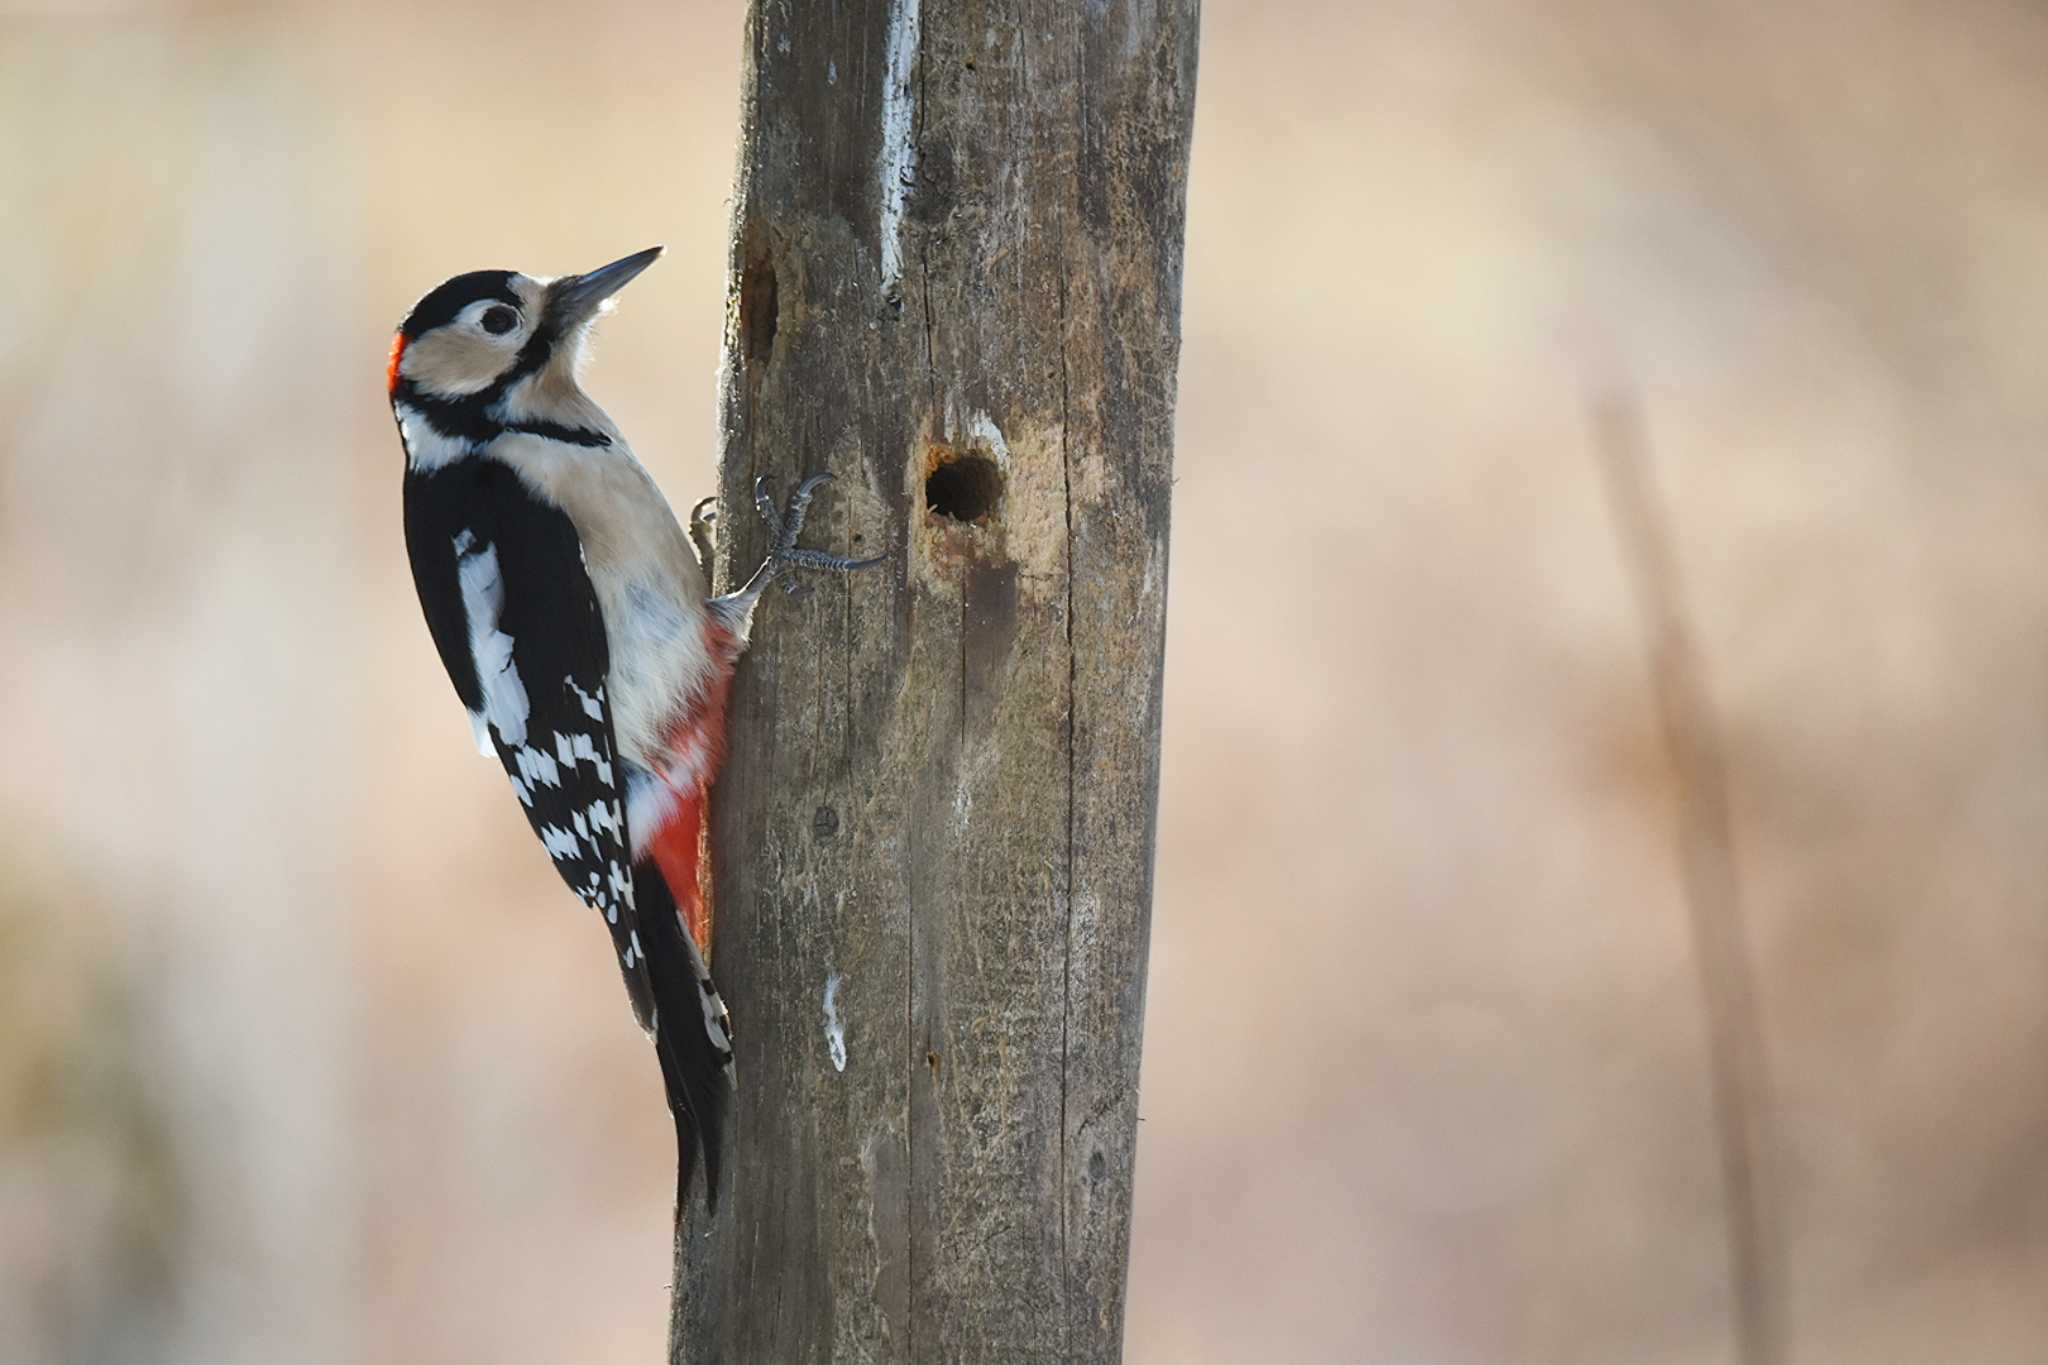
[3,2,2046,1363]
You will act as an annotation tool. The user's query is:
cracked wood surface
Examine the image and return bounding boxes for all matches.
[671,2,1199,1361]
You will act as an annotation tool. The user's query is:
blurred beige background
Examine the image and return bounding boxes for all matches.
[5,1,2047,1362]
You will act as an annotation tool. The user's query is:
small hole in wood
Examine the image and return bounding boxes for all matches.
[925,453,1002,525]
[926,1050,942,1076]
[739,251,778,367]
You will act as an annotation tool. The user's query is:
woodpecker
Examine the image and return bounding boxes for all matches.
[390,247,880,1211]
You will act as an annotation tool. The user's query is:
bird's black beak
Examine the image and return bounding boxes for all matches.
[550,246,664,328]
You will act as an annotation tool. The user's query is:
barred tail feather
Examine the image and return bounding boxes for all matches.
[633,856,735,1213]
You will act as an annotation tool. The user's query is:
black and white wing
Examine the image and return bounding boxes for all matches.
[404,455,732,1208]
[403,457,661,1032]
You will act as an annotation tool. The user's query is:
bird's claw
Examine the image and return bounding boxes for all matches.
[751,479,783,542]
[703,475,885,632]
[749,474,885,579]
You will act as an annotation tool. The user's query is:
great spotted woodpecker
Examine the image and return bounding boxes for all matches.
[390,247,880,1210]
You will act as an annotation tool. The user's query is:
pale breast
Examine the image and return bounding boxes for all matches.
[489,432,713,765]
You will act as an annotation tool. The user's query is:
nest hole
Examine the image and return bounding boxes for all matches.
[739,252,778,367]
[925,453,1003,524]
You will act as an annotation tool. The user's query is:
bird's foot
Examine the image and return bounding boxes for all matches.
[754,474,885,596]
[709,474,884,633]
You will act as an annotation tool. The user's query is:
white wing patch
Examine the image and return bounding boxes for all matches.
[446,535,641,984]
[554,729,613,785]
[566,676,606,722]
[454,533,531,748]
[515,744,561,789]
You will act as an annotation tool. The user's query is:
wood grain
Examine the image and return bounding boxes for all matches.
[672,2,1199,1360]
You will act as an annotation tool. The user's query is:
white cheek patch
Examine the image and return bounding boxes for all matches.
[401,320,516,399]
[454,534,531,748]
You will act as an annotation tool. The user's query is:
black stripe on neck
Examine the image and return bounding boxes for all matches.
[394,386,612,453]
[394,381,500,444]
[503,419,612,448]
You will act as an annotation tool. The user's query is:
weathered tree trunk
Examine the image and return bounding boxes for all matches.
[670,2,1198,1361]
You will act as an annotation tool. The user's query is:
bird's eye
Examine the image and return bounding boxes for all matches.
[480,305,518,335]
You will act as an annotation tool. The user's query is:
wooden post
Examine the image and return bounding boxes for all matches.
[671,1,1199,1360]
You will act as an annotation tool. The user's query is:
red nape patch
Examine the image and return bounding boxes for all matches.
[385,332,407,394]
[649,794,711,959]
